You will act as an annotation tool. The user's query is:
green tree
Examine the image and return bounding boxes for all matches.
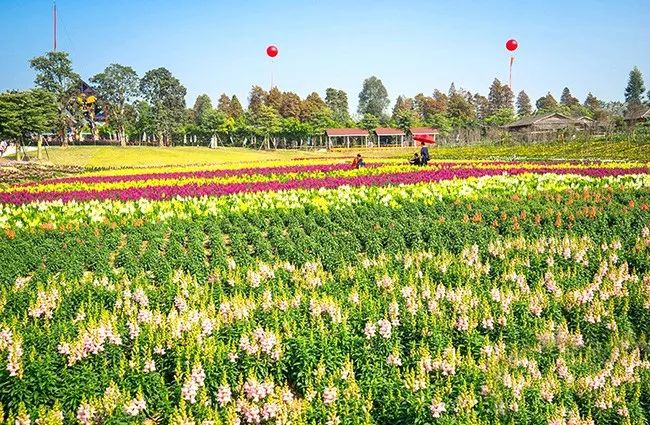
[267,87,283,111]
[431,90,449,114]
[359,113,380,131]
[0,89,58,160]
[447,92,476,125]
[392,96,415,120]
[247,86,267,117]
[132,100,155,143]
[139,67,187,146]
[192,94,213,125]
[256,104,282,148]
[429,113,452,135]
[300,92,327,122]
[485,108,516,126]
[308,108,336,137]
[216,94,232,117]
[279,92,302,119]
[624,66,646,115]
[536,93,559,113]
[325,88,350,124]
[584,93,607,121]
[230,95,244,119]
[487,78,514,115]
[472,94,490,121]
[394,108,419,133]
[29,51,81,146]
[89,64,139,146]
[516,91,532,116]
[560,87,579,108]
[358,76,389,119]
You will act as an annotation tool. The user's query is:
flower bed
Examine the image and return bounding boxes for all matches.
[0,159,649,424]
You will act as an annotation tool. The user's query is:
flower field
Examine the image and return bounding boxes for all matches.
[1,158,650,424]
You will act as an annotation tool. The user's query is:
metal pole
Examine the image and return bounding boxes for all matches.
[53,2,57,51]
[509,56,514,90]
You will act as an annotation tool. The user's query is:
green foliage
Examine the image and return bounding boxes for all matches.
[325,88,350,124]
[625,66,646,106]
[139,67,187,145]
[0,89,58,145]
[89,64,139,145]
[359,113,380,131]
[357,76,389,119]
[535,92,560,113]
[485,108,516,126]
[516,91,532,117]
[487,78,514,115]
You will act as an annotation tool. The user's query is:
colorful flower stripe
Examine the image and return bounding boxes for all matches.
[7,163,408,195]
[2,173,649,230]
[2,165,648,205]
[24,161,389,186]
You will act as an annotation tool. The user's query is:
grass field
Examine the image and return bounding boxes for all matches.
[12,138,650,169]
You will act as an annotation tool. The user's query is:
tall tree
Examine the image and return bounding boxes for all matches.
[472,94,490,121]
[325,88,350,124]
[230,95,244,119]
[487,78,514,114]
[139,67,187,146]
[247,86,267,117]
[279,92,302,119]
[192,94,213,125]
[536,92,559,112]
[448,82,457,97]
[0,89,58,160]
[584,93,607,121]
[358,76,389,119]
[516,91,532,116]
[300,92,327,122]
[29,51,81,146]
[216,94,232,117]
[560,87,579,108]
[89,64,139,146]
[624,66,646,115]
[255,105,282,148]
[447,92,476,124]
[360,113,380,131]
[392,96,415,120]
[431,90,449,114]
[266,87,283,111]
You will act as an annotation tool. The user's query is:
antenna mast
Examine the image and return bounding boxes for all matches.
[53,1,57,51]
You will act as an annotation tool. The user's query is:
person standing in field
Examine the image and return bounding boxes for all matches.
[420,143,430,166]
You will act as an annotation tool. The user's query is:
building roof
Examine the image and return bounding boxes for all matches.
[410,127,440,135]
[625,108,650,121]
[325,128,368,137]
[374,127,405,136]
[504,112,572,128]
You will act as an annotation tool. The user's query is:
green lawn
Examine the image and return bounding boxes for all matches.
[24,138,650,169]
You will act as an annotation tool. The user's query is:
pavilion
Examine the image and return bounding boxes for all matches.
[409,127,439,146]
[373,128,405,147]
[325,128,369,149]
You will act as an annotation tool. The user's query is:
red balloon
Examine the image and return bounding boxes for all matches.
[266,45,278,58]
[506,39,518,52]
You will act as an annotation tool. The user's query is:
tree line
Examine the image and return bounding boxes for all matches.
[1,52,648,149]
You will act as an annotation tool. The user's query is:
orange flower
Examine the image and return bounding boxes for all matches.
[4,228,16,240]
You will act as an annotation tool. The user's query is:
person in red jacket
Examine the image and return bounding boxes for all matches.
[351,154,365,169]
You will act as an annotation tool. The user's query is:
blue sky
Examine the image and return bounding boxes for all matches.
[1,0,648,115]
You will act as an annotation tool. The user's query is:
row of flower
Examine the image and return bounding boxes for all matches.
[0,207,649,424]
[1,172,649,232]
[29,160,650,187]
[1,160,649,205]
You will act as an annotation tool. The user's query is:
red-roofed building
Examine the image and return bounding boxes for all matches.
[409,127,439,146]
[374,128,406,147]
[325,128,369,149]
